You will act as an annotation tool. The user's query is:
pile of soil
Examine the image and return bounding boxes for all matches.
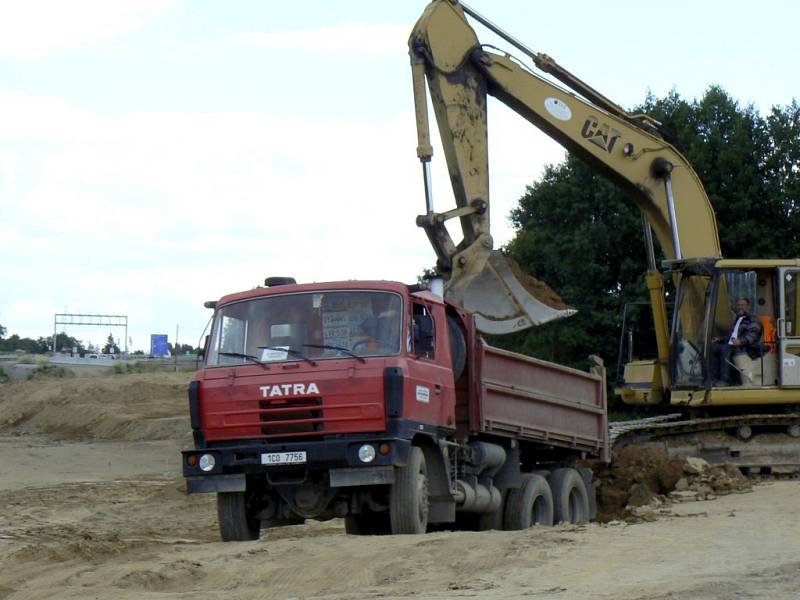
[0,372,191,441]
[505,255,569,310]
[583,446,751,523]
[668,458,751,502]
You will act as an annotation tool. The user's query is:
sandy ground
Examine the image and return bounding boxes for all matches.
[1,373,799,600]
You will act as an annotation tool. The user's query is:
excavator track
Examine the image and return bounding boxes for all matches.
[611,413,800,476]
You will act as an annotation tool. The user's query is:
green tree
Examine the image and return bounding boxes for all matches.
[497,156,646,373]
[48,332,84,353]
[497,87,800,397]
[102,333,120,355]
[0,334,45,354]
[168,342,197,355]
[641,87,798,258]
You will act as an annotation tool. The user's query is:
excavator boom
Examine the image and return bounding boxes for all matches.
[409,0,720,339]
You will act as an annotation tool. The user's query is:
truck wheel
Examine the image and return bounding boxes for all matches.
[504,473,553,529]
[447,316,467,380]
[390,446,429,534]
[548,468,589,524]
[344,511,390,535]
[217,491,260,541]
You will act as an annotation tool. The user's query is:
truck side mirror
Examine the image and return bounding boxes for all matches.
[414,315,434,355]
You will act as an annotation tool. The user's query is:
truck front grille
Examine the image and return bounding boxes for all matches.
[259,397,324,437]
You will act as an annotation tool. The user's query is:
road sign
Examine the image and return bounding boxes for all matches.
[150,334,169,357]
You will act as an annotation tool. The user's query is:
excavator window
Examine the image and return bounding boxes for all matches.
[712,271,758,338]
[672,274,712,387]
[784,272,799,337]
[778,269,800,386]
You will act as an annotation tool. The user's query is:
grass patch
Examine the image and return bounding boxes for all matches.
[17,354,49,365]
[0,365,8,383]
[112,361,182,374]
[27,364,75,381]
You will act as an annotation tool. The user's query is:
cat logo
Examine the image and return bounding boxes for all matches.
[581,115,622,154]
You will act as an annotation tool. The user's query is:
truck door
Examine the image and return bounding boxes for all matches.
[778,268,800,386]
[404,302,456,428]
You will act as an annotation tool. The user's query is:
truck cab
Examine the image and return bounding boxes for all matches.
[194,280,457,444]
[183,280,462,537]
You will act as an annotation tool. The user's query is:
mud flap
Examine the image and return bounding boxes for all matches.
[578,467,598,521]
[417,440,456,523]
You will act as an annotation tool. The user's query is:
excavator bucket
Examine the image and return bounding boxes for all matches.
[445,251,576,335]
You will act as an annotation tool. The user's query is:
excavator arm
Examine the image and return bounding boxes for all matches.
[409,0,721,343]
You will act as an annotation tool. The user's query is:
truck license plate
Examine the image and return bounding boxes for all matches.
[261,451,307,465]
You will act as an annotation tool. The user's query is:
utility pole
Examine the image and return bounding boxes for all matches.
[175,324,179,372]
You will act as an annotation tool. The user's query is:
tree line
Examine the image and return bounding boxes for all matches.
[0,325,198,355]
[0,325,82,354]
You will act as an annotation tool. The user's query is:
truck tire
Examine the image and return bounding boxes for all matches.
[217,491,260,541]
[344,511,390,536]
[447,316,467,381]
[390,446,429,534]
[504,473,553,529]
[548,468,590,524]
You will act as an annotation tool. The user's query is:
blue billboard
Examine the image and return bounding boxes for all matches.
[150,334,169,357]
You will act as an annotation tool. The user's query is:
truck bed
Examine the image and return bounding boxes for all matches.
[468,341,609,461]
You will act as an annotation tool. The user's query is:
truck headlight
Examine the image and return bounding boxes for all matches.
[199,453,216,472]
[358,444,376,463]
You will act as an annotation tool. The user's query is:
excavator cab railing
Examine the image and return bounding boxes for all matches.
[616,301,673,386]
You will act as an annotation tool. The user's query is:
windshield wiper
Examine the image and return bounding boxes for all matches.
[257,346,318,367]
[218,352,271,369]
[302,343,367,364]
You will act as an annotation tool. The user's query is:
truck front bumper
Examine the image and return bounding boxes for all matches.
[182,435,411,494]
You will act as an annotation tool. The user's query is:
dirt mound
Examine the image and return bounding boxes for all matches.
[584,446,752,522]
[505,255,569,310]
[0,372,192,442]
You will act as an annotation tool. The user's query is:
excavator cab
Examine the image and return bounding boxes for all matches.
[621,260,800,406]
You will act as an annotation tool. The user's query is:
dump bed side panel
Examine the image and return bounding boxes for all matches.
[474,341,608,459]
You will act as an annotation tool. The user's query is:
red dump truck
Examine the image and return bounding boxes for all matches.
[182,279,609,540]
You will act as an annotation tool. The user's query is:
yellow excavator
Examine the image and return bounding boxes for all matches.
[409,0,800,473]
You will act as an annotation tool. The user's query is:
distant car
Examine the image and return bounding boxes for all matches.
[88,354,98,359]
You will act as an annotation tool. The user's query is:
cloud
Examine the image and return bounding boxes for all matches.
[0,89,429,344]
[0,84,565,346]
[0,0,175,59]
[231,23,408,56]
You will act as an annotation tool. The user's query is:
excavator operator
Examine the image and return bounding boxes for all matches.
[710,297,763,386]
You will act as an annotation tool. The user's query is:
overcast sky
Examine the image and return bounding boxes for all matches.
[1,0,797,351]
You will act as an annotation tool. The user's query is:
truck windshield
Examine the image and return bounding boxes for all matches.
[205,291,403,367]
